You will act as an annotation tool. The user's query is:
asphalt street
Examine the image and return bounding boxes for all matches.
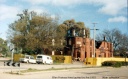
[0,66,128,79]
[0,58,128,79]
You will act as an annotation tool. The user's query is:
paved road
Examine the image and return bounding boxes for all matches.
[0,61,85,70]
[0,58,86,72]
[0,67,128,79]
[0,58,128,79]
[0,57,86,70]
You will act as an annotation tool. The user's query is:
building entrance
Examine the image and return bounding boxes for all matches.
[77,52,80,61]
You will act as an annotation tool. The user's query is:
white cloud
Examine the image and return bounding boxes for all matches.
[0,0,6,3]
[0,4,21,40]
[21,0,79,6]
[0,5,20,21]
[29,7,48,14]
[21,0,51,5]
[22,0,93,6]
[52,0,83,6]
[22,0,127,16]
[108,16,127,23]
[97,0,127,15]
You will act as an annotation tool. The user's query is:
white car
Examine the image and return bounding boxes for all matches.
[20,55,36,64]
[36,55,53,64]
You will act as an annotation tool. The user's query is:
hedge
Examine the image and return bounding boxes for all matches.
[102,61,128,68]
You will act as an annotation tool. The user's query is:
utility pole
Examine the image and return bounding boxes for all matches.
[127,0,128,34]
[91,23,99,58]
[52,39,55,55]
[93,23,97,58]
[126,0,128,66]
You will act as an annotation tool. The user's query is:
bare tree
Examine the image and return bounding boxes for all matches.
[96,28,128,56]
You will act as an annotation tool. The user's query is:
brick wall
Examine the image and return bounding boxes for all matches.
[66,37,113,61]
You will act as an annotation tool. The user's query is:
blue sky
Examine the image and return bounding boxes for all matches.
[0,0,127,40]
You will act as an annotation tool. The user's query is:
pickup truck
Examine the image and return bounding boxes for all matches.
[20,55,36,64]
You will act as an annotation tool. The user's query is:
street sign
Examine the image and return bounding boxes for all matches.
[12,62,20,67]
[4,61,20,67]
[4,61,21,74]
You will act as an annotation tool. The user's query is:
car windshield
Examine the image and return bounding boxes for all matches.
[30,56,34,59]
[25,56,29,59]
[37,56,42,58]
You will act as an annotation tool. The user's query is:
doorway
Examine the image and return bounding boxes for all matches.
[77,52,80,61]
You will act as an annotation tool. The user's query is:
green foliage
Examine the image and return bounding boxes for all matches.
[102,61,125,68]
[8,10,91,55]
[102,61,113,66]
[8,10,59,54]
[0,38,8,56]
[57,19,90,39]
[120,61,128,66]
[112,62,122,68]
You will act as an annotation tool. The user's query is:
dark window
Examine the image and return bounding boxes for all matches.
[37,56,42,58]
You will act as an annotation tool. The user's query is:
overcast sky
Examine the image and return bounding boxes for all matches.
[0,0,127,40]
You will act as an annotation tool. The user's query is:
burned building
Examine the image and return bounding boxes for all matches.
[64,28,113,61]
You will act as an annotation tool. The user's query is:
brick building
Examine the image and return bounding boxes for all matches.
[64,29,113,62]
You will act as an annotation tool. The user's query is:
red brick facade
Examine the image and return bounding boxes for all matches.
[65,37,113,61]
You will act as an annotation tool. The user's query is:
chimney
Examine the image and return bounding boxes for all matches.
[83,28,86,38]
[103,36,106,41]
[72,29,75,36]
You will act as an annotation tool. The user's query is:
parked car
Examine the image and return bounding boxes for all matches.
[36,55,53,64]
[20,55,36,64]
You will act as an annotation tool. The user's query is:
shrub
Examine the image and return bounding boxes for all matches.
[121,62,128,66]
[102,61,122,67]
[102,61,114,66]
[112,62,122,68]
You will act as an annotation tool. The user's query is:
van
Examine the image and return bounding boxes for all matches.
[36,55,53,64]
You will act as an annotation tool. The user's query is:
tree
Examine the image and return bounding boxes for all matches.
[117,34,128,57]
[55,19,90,52]
[7,10,59,54]
[0,38,8,56]
[96,28,128,56]
[7,10,90,55]
[56,19,90,40]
